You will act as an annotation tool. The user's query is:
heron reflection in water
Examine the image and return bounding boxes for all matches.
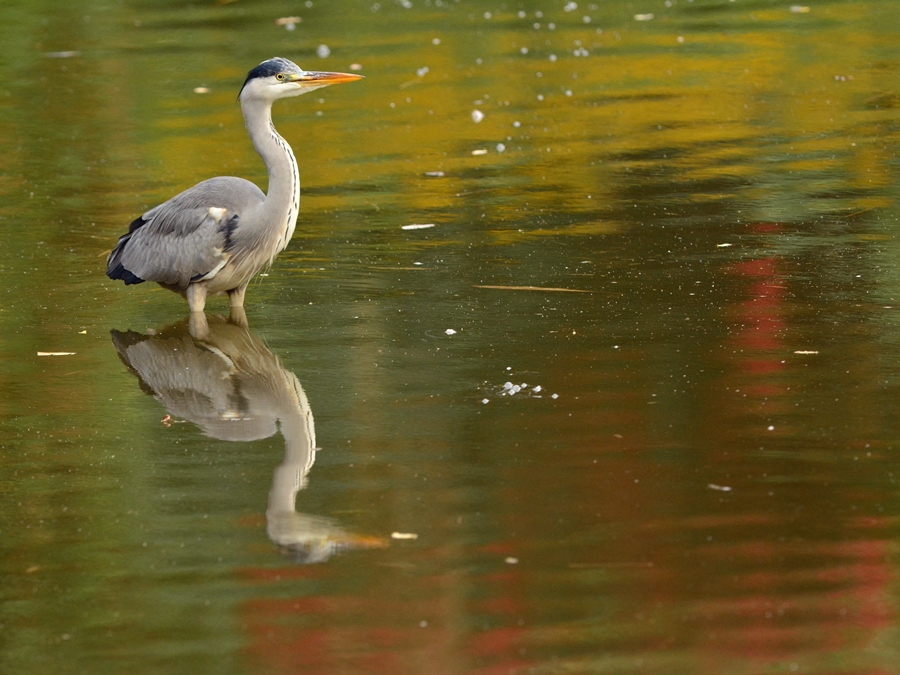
[111,309,385,563]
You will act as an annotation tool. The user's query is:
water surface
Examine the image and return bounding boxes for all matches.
[2,0,900,673]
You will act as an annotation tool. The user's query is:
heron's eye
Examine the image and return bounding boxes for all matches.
[276,73,286,82]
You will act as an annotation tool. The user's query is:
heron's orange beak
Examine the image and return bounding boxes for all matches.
[290,71,364,85]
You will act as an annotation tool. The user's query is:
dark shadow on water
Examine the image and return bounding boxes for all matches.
[110,310,386,564]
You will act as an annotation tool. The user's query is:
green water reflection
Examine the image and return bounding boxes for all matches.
[2,0,900,673]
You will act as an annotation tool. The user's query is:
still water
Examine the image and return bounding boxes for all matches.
[2,0,900,672]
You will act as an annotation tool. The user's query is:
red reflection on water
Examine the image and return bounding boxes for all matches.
[237,543,534,675]
[701,222,894,667]
[726,255,786,356]
[717,223,791,427]
[242,591,458,674]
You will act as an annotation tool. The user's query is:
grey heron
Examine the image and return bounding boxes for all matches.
[106,57,362,314]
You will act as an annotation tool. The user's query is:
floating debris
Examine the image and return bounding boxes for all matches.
[503,382,524,395]
[391,532,418,540]
[401,223,435,230]
[794,350,819,355]
[316,44,331,58]
[193,87,210,94]
[424,171,445,177]
[471,148,488,155]
[569,561,654,569]
[474,284,592,293]
[37,351,75,356]
[708,484,732,492]
[471,109,485,123]
[417,66,430,77]
[275,16,301,30]
[445,328,457,335]
[505,557,519,564]
[43,51,80,59]
[483,380,556,400]
[634,13,654,21]
[349,63,363,71]
[716,243,733,248]
[790,5,811,12]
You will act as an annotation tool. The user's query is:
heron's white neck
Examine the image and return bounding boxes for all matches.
[241,96,300,257]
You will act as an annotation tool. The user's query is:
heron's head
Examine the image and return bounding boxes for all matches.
[239,57,363,102]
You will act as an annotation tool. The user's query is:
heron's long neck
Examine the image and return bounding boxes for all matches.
[241,97,300,253]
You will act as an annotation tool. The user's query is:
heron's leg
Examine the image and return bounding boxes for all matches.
[228,283,248,309]
[186,283,208,313]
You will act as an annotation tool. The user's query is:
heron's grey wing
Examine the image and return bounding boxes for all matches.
[107,176,265,288]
